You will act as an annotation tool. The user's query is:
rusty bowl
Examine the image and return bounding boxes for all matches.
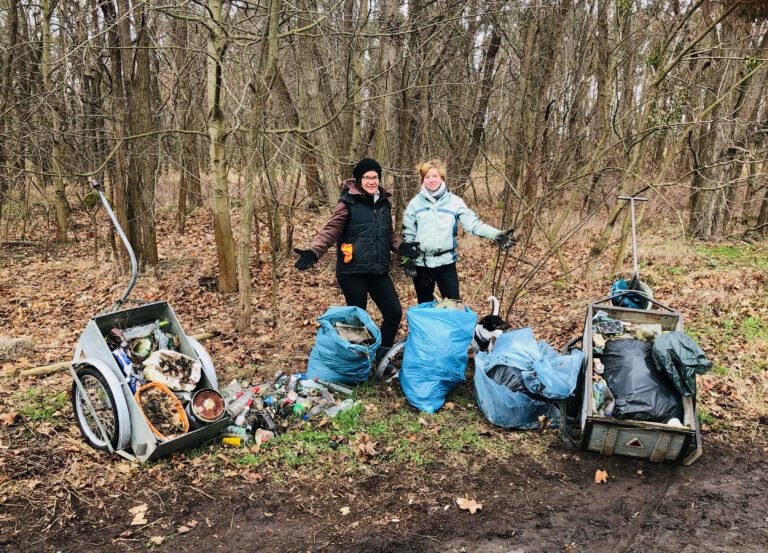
[190,389,225,423]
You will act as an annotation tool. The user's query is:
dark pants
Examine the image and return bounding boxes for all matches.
[413,263,461,304]
[337,272,402,348]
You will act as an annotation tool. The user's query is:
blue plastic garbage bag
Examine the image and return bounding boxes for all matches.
[399,302,477,413]
[610,279,646,309]
[474,327,584,429]
[306,306,381,384]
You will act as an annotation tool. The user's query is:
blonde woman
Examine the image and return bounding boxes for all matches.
[402,160,513,303]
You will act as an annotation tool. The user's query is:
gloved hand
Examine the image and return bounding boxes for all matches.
[494,231,517,251]
[294,248,318,270]
[399,241,421,259]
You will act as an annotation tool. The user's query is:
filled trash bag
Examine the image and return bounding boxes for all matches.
[474,327,584,429]
[651,331,712,397]
[602,339,682,422]
[306,306,381,384]
[399,302,477,413]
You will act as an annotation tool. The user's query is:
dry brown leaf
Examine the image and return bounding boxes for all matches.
[456,497,483,514]
[353,433,379,461]
[240,470,263,483]
[340,506,350,516]
[148,536,164,545]
[177,525,191,534]
[594,469,609,484]
[0,411,18,426]
[129,503,149,526]
[444,402,456,410]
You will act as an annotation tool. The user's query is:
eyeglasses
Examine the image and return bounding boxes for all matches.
[361,176,379,182]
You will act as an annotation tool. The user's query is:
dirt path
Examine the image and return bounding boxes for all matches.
[6,439,766,553]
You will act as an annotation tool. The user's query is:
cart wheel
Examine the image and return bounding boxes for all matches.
[374,339,406,381]
[72,365,125,451]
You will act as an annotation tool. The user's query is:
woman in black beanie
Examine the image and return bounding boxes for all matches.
[294,158,421,364]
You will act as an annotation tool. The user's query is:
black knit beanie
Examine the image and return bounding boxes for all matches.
[352,158,382,182]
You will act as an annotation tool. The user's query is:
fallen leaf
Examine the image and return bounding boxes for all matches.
[177,525,191,534]
[25,479,41,490]
[594,469,609,484]
[115,462,133,475]
[340,506,350,516]
[0,411,18,426]
[456,497,483,514]
[444,402,456,410]
[129,503,149,526]
[148,536,164,545]
[241,470,263,483]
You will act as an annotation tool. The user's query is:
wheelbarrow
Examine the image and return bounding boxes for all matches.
[70,181,230,462]
[559,196,703,464]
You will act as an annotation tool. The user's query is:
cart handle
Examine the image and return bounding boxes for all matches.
[92,180,138,311]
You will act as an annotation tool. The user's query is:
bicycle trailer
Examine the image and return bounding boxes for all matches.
[70,181,229,462]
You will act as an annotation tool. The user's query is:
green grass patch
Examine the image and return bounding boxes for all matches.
[16,387,68,422]
[712,364,729,376]
[210,382,556,479]
[739,316,768,341]
[698,409,715,425]
[694,243,768,270]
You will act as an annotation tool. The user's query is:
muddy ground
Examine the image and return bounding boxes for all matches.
[3,433,766,553]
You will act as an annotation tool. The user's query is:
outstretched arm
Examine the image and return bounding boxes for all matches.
[456,199,500,240]
[308,201,349,258]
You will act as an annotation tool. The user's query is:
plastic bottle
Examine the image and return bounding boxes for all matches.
[226,386,259,417]
[325,398,356,418]
[308,399,333,418]
[235,398,254,427]
[123,319,169,341]
[318,380,354,396]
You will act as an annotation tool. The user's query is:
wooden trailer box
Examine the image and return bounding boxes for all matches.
[560,295,702,465]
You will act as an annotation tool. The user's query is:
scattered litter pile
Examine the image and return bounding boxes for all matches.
[103,319,360,448]
[590,310,712,424]
[219,372,358,446]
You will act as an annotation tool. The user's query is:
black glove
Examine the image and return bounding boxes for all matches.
[494,232,517,251]
[294,248,318,270]
[399,241,421,259]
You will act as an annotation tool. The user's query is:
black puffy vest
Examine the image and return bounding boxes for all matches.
[336,191,393,275]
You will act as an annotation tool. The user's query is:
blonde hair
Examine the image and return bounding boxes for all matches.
[416,159,446,181]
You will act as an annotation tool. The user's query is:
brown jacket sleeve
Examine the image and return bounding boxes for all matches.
[390,227,403,254]
[308,201,349,258]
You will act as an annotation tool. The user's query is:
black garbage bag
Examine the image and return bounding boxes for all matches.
[652,332,712,397]
[487,364,526,394]
[602,339,682,422]
[487,364,551,402]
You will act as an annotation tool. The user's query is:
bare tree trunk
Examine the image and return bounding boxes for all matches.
[41,0,69,242]
[128,3,158,268]
[207,0,237,292]
[372,0,400,181]
[0,0,19,228]
[236,0,281,330]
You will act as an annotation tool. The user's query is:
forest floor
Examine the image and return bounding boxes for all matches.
[1,204,768,552]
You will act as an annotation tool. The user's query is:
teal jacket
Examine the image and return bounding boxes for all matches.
[402,189,501,268]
